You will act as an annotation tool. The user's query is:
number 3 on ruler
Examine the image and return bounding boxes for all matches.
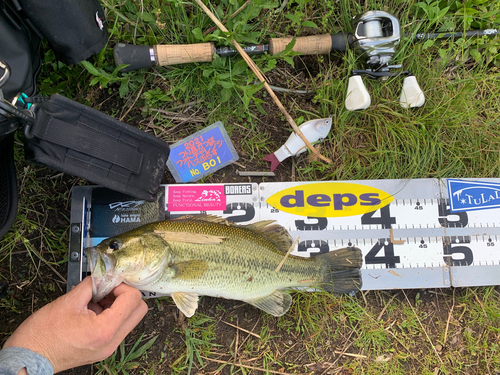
[361,206,401,268]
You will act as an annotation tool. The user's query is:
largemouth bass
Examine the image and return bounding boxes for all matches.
[85,215,362,317]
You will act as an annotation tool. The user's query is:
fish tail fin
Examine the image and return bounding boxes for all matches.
[316,247,363,294]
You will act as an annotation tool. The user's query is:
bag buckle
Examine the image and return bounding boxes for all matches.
[0,59,36,138]
[0,60,11,90]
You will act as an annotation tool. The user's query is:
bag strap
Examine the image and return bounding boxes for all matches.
[0,133,18,239]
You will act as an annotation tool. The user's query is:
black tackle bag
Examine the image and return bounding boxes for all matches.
[0,0,170,239]
[0,0,42,239]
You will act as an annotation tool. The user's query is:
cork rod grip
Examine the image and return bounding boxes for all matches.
[154,43,216,66]
[269,34,334,55]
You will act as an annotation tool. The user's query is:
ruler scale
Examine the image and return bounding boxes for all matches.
[257,179,500,290]
[68,178,500,292]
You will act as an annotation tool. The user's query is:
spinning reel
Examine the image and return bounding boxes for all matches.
[345,11,425,111]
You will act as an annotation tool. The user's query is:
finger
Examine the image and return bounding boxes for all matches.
[111,282,142,299]
[98,300,114,311]
[65,277,94,308]
[105,299,148,350]
[97,293,117,310]
[97,284,144,332]
[88,302,104,315]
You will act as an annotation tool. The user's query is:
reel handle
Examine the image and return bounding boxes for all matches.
[345,75,371,111]
[400,76,425,108]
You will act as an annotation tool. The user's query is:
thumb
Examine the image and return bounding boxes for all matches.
[65,276,94,307]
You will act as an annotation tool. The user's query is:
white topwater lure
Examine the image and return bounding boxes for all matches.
[263,117,332,171]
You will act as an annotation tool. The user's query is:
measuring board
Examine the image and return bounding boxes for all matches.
[67,178,500,293]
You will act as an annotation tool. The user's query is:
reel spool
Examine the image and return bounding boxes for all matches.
[351,10,401,68]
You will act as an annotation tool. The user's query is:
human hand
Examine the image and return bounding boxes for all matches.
[3,277,148,373]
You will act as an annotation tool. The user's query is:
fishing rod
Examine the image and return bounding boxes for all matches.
[414,28,499,41]
[114,18,499,71]
[114,33,353,72]
[113,11,499,110]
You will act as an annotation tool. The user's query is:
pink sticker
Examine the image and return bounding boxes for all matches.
[168,185,226,212]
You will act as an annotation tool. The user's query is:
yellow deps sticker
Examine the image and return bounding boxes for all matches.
[266,182,394,218]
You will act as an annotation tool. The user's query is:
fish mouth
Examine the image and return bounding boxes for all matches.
[84,246,122,303]
[85,246,98,274]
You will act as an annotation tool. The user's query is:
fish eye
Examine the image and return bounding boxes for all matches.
[109,240,121,251]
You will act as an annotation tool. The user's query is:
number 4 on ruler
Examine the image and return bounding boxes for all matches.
[362,206,401,268]
[364,239,401,268]
[361,206,396,228]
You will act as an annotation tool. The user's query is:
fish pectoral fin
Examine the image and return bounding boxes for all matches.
[171,291,199,317]
[245,290,292,317]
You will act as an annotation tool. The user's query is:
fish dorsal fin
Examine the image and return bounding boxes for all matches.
[171,260,208,281]
[245,290,292,317]
[242,220,276,231]
[174,214,230,225]
[243,222,293,254]
[171,292,199,317]
[154,230,225,244]
[174,215,293,253]
[176,214,272,231]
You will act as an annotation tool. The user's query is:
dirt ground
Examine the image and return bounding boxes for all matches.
[1,57,499,375]
[0,62,323,374]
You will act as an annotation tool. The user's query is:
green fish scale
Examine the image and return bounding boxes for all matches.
[144,220,325,300]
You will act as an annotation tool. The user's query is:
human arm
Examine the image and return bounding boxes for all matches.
[1,277,148,374]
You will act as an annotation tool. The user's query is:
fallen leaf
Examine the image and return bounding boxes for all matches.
[375,353,392,362]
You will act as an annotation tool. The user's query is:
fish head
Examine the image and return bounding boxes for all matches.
[314,117,332,137]
[85,232,170,302]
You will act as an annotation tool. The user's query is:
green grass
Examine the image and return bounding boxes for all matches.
[96,333,158,375]
[2,0,500,374]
